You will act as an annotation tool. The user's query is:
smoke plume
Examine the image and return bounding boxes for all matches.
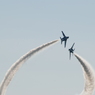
[74,53,95,95]
[0,40,59,95]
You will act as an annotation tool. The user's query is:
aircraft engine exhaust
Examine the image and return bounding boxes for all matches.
[74,53,95,95]
[0,39,59,95]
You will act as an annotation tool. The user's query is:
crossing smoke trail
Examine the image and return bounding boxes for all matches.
[74,53,95,95]
[0,40,59,95]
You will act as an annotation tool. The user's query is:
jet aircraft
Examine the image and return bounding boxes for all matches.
[68,43,75,59]
[60,31,69,47]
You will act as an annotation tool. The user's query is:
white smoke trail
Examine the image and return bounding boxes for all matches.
[74,53,95,95]
[0,40,59,95]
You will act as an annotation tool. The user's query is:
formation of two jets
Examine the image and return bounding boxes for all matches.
[60,31,75,59]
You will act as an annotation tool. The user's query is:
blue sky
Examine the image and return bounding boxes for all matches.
[0,0,95,95]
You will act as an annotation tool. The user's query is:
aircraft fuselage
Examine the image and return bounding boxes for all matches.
[61,36,69,41]
[69,48,74,53]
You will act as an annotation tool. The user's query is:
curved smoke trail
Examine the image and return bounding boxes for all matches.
[74,53,95,95]
[0,40,59,95]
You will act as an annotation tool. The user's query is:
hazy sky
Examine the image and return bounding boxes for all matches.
[0,0,95,95]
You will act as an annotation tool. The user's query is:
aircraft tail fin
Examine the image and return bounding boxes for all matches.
[69,52,71,60]
[60,37,62,44]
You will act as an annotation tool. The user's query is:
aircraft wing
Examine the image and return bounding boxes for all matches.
[61,31,66,37]
[71,43,75,49]
[69,52,71,59]
[64,40,67,47]
[61,40,62,44]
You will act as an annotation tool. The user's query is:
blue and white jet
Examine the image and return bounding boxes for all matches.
[60,31,69,47]
[68,43,75,59]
